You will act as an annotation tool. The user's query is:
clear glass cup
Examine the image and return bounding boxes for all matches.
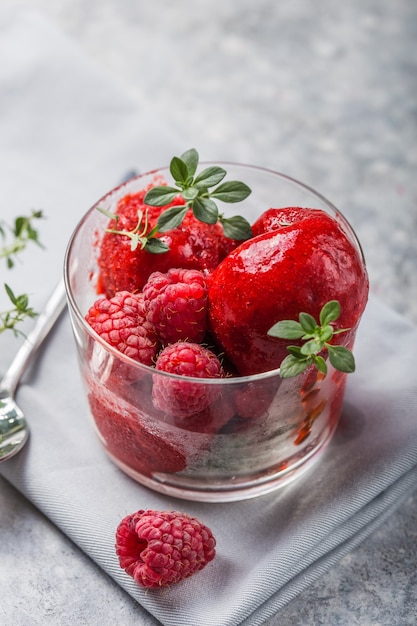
[64,164,367,502]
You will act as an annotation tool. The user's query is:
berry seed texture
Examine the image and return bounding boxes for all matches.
[115,509,216,588]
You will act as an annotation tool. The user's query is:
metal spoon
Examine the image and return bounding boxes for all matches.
[0,279,67,461]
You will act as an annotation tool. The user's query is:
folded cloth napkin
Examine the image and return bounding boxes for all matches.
[1,7,417,626]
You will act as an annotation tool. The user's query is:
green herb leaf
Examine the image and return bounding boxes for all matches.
[181,187,200,201]
[157,205,189,232]
[192,197,219,224]
[320,325,334,343]
[320,300,341,326]
[279,354,310,378]
[300,338,324,356]
[210,181,252,203]
[286,345,305,357]
[144,238,170,254]
[219,215,253,240]
[194,166,227,189]
[299,312,318,334]
[327,344,355,373]
[180,148,199,177]
[144,186,179,207]
[315,355,328,374]
[268,319,305,340]
[170,156,189,186]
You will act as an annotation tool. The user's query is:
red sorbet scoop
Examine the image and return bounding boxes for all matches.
[208,207,369,376]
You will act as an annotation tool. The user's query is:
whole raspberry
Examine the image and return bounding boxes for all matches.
[143,268,208,345]
[115,509,216,588]
[85,291,158,366]
[153,342,224,418]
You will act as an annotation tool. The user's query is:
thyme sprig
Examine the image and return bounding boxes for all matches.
[97,207,169,254]
[0,210,44,268]
[268,300,355,379]
[0,210,44,335]
[0,284,37,336]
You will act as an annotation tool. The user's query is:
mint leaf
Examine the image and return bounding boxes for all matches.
[320,325,334,343]
[300,338,324,355]
[315,355,328,374]
[192,197,219,224]
[219,215,253,240]
[268,319,305,340]
[181,187,199,201]
[157,205,189,232]
[144,238,170,254]
[144,186,179,207]
[320,300,341,326]
[299,312,318,334]
[210,181,252,203]
[180,148,199,177]
[327,344,355,373]
[170,156,189,185]
[194,166,226,188]
[279,354,309,378]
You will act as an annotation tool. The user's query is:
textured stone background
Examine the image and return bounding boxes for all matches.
[2,1,417,624]
[19,0,417,327]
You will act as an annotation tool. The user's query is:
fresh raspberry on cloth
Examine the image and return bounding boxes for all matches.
[152,342,224,418]
[115,509,216,588]
[143,267,208,345]
[85,291,158,366]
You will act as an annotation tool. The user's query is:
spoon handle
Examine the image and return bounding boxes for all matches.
[0,279,67,397]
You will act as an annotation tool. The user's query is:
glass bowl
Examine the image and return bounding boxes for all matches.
[64,163,367,502]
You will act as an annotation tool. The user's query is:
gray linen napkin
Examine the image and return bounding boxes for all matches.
[1,7,417,626]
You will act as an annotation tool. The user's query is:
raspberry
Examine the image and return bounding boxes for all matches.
[85,291,158,366]
[143,268,208,345]
[153,342,224,418]
[115,509,216,588]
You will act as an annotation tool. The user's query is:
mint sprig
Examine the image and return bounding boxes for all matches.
[144,148,253,241]
[268,300,355,379]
